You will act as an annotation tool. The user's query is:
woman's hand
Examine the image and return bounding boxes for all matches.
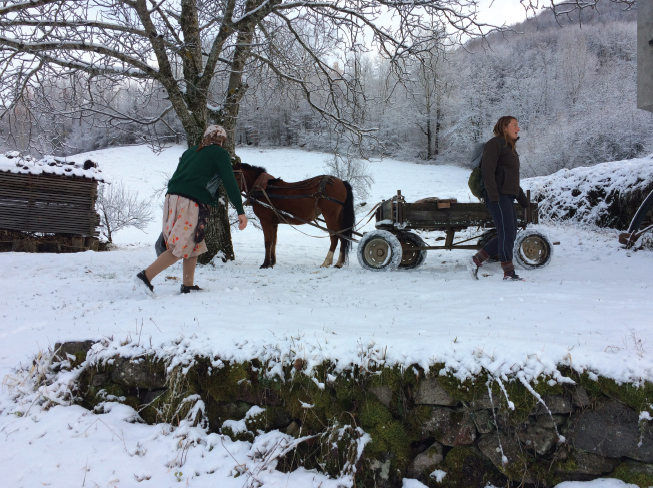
[238,214,248,230]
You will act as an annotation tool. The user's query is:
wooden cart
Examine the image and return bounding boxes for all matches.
[357,190,554,271]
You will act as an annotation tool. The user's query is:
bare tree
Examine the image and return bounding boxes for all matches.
[324,153,374,201]
[0,0,504,261]
[97,182,153,243]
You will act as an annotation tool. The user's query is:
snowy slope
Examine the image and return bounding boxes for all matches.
[0,145,652,488]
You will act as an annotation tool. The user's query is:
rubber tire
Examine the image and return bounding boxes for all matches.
[513,230,553,270]
[398,232,427,269]
[357,230,403,272]
[628,189,653,234]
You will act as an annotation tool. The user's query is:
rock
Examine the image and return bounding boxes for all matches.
[571,386,591,408]
[111,358,166,389]
[54,340,95,362]
[421,407,476,446]
[415,378,456,406]
[471,409,495,434]
[556,450,618,477]
[369,385,393,409]
[286,421,301,437]
[439,446,507,488]
[516,418,559,455]
[367,455,395,488]
[141,389,167,405]
[537,414,567,428]
[406,441,443,479]
[478,432,533,484]
[568,400,653,462]
[611,459,653,487]
[91,373,109,387]
[467,390,497,410]
[535,395,573,415]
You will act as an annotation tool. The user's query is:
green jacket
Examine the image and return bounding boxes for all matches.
[167,145,245,215]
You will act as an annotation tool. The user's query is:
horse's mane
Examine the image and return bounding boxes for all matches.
[240,162,267,177]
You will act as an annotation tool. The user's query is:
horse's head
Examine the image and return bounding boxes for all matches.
[236,163,268,194]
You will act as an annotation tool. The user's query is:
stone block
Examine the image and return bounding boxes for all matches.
[478,432,533,484]
[535,395,573,415]
[468,389,496,410]
[571,386,591,408]
[471,409,495,434]
[54,340,95,361]
[568,400,653,462]
[111,358,167,389]
[421,407,476,446]
[556,450,618,477]
[406,441,443,479]
[516,419,559,456]
[369,385,392,409]
[414,377,456,406]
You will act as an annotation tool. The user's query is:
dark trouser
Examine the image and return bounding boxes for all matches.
[482,194,517,264]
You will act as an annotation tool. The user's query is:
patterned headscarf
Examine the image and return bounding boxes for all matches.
[197,125,227,151]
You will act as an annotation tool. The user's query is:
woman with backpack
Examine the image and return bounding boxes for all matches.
[468,116,530,281]
[135,125,248,295]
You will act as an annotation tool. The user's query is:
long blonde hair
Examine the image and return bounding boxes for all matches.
[492,116,517,151]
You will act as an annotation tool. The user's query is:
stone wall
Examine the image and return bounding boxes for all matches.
[55,341,653,488]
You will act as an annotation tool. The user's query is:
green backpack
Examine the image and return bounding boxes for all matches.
[467,138,506,200]
[468,142,486,200]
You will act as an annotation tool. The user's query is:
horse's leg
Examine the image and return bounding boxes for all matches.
[270,222,278,266]
[320,234,338,268]
[334,240,347,268]
[260,219,274,269]
[320,203,342,268]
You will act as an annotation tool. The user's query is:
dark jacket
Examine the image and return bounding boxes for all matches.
[167,145,245,214]
[481,136,528,207]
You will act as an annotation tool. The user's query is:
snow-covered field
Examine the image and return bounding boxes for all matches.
[0,145,651,488]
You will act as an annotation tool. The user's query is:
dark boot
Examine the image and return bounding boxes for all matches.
[180,284,203,294]
[135,270,154,292]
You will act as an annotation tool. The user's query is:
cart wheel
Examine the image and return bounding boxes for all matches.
[514,230,553,270]
[357,230,403,272]
[398,232,427,269]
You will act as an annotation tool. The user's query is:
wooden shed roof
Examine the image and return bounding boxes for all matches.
[0,152,106,182]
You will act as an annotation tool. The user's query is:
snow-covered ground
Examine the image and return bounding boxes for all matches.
[0,145,651,488]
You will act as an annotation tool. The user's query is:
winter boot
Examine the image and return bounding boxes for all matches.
[180,284,203,294]
[467,250,489,280]
[467,255,483,280]
[501,261,524,281]
[503,271,525,281]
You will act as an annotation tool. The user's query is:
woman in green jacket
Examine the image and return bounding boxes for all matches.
[136,125,247,294]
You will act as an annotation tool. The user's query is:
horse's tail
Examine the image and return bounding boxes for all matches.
[341,180,355,262]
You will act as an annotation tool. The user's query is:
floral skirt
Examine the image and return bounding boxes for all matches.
[162,194,210,258]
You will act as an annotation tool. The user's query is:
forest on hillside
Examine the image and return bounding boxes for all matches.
[1,1,649,177]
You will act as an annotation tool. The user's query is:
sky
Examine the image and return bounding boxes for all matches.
[476,0,536,27]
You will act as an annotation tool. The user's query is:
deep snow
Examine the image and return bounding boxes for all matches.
[0,145,652,488]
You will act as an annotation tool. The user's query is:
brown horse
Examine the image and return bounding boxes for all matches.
[234,162,355,269]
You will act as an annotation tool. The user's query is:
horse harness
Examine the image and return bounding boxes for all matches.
[236,171,346,208]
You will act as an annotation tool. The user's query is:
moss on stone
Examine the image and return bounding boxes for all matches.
[366,420,411,473]
[359,398,393,429]
[580,373,653,412]
[192,359,252,404]
[610,461,653,488]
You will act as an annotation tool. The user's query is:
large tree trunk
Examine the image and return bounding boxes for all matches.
[199,19,255,264]
[198,200,234,264]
